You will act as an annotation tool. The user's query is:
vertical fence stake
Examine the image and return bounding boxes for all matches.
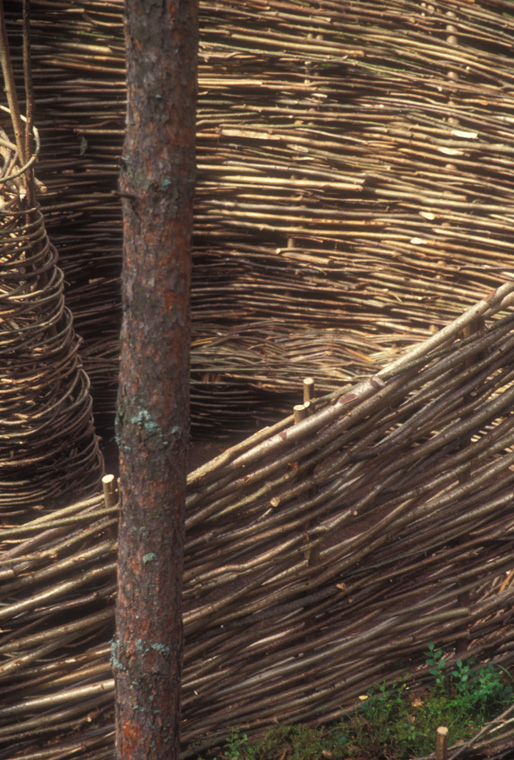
[436,726,448,760]
[103,473,118,539]
[102,473,119,507]
[303,376,315,404]
[294,403,309,424]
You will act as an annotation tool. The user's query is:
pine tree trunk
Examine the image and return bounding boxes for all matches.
[114,0,197,757]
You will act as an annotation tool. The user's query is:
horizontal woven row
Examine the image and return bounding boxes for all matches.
[2,282,514,758]
[4,0,514,435]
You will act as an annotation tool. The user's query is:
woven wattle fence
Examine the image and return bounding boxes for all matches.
[2,282,514,759]
[3,0,514,758]
[4,0,514,435]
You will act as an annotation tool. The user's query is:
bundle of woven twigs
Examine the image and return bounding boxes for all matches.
[2,281,514,759]
[4,0,514,435]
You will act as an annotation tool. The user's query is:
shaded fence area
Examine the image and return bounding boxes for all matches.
[2,282,514,759]
[0,121,102,514]
[4,0,514,435]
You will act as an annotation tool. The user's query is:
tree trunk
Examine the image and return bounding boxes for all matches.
[114,0,197,758]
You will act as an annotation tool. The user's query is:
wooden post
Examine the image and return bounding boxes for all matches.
[436,726,448,760]
[103,473,119,539]
[303,376,315,404]
[294,403,309,424]
[102,473,118,507]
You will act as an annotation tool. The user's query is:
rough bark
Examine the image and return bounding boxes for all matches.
[114,0,197,758]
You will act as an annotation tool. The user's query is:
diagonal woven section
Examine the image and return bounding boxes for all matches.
[1,283,514,758]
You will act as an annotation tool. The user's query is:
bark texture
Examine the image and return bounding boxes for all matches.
[114,0,197,758]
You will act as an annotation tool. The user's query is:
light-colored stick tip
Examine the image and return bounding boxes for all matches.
[102,473,118,507]
[303,376,315,403]
[436,726,448,760]
[294,403,308,424]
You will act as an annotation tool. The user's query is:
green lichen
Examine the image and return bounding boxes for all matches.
[151,643,170,655]
[130,409,168,446]
[110,637,127,673]
[143,552,157,564]
[134,638,171,657]
[130,409,160,434]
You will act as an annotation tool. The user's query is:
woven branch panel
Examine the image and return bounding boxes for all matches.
[4,0,514,436]
[2,283,514,759]
[0,123,103,515]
